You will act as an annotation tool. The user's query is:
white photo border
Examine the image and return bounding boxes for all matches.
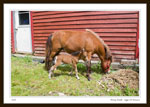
[4,3,147,104]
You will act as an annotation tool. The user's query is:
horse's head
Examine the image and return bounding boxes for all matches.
[101,56,112,73]
[101,45,112,73]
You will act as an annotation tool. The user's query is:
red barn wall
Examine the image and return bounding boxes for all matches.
[31,11,139,62]
[11,11,15,53]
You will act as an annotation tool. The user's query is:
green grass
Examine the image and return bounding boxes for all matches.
[11,56,139,96]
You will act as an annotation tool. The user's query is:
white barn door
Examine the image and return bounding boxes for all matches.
[14,11,32,53]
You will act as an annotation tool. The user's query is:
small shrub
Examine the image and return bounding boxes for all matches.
[91,62,102,73]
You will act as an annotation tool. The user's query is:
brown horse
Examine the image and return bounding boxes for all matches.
[48,49,87,80]
[45,29,112,81]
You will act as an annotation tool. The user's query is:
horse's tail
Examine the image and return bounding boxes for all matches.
[45,34,53,70]
[86,29,112,61]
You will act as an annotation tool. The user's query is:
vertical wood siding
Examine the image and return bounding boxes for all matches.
[11,11,15,53]
[32,11,139,62]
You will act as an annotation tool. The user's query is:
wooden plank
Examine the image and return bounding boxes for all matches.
[33,32,137,37]
[109,46,136,50]
[32,11,48,13]
[33,44,136,51]
[34,36,136,42]
[33,24,137,29]
[32,11,74,14]
[32,11,138,18]
[11,11,15,53]
[34,47,45,51]
[35,51,45,54]
[102,37,136,42]
[34,43,46,47]
[32,14,138,22]
[33,51,135,56]
[34,48,135,52]
[34,41,136,46]
[32,11,78,16]
[34,37,49,40]
[111,50,135,55]
[112,54,135,59]
[34,41,47,44]
[33,28,137,33]
[35,46,135,53]
[105,41,136,46]
[33,19,138,25]
[97,33,137,37]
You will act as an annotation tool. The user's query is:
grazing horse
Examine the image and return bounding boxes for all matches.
[48,49,87,80]
[45,29,112,81]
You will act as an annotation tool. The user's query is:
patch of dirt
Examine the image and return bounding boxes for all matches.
[97,69,139,91]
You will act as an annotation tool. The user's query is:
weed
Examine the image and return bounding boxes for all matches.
[124,85,139,96]
[24,55,32,63]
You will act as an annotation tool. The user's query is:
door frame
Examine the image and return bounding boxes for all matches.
[11,11,15,53]
[30,11,34,54]
[11,11,34,54]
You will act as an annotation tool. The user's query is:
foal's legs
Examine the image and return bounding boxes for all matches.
[73,64,80,80]
[69,66,73,75]
[72,60,79,80]
[48,60,61,79]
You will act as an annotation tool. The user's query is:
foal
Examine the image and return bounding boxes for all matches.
[48,49,87,80]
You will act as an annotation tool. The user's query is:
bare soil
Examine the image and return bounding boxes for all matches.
[98,69,139,91]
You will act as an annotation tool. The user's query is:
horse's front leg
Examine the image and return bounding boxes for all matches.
[49,51,57,68]
[85,52,92,81]
[89,60,92,74]
[86,60,91,81]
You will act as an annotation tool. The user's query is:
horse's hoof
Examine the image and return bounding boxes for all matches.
[89,70,93,74]
[69,72,73,75]
[76,76,80,80]
[88,78,91,81]
[48,76,51,80]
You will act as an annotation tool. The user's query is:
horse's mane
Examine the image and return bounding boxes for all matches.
[86,29,112,60]
[86,29,106,45]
